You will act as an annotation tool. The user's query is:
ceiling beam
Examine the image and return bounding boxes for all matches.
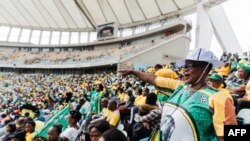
[119,3,196,28]
[0,2,196,31]
[155,0,164,15]
[78,10,93,29]
[53,0,78,29]
[135,0,147,20]
[40,0,70,28]
[101,0,119,24]
[74,0,96,29]
[0,12,11,26]
[0,0,198,31]
[106,0,121,25]
[0,0,31,27]
[32,0,54,28]
[12,0,33,27]
[97,0,108,23]
[123,0,134,22]
[0,2,20,25]
[17,0,42,28]
[172,0,181,10]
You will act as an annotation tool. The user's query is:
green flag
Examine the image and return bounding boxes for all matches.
[33,106,70,139]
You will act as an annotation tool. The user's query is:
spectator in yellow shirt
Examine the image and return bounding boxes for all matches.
[106,100,120,128]
[154,64,178,105]
[154,64,178,79]
[134,88,149,106]
[117,88,128,102]
[154,64,162,73]
[207,73,233,104]
[91,98,111,124]
[214,62,231,77]
[25,120,36,141]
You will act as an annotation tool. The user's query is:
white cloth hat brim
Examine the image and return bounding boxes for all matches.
[175,59,224,69]
[175,48,224,69]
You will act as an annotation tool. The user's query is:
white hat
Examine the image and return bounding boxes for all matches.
[176,48,223,68]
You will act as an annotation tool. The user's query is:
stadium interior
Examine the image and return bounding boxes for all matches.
[0,0,249,141]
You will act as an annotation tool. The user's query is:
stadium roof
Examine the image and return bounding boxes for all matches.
[0,0,197,31]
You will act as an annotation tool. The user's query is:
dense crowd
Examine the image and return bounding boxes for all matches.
[0,48,250,141]
[0,34,166,66]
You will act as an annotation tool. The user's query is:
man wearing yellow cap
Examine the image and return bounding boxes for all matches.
[207,73,233,104]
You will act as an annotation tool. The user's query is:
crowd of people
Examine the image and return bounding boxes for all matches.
[0,48,250,141]
[0,34,168,66]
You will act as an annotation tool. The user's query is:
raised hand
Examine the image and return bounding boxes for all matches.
[118,70,133,78]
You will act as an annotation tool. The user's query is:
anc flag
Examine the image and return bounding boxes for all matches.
[33,106,70,139]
